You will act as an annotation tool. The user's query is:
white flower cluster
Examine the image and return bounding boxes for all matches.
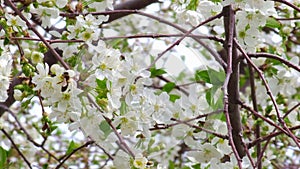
[0,50,12,102]
[67,14,109,42]
[32,63,82,122]
[174,0,277,52]
[29,37,227,167]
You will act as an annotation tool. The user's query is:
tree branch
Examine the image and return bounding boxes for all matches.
[106,0,159,23]
[223,5,245,162]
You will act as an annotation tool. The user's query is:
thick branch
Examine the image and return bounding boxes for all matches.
[223,5,245,159]
[106,0,159,23]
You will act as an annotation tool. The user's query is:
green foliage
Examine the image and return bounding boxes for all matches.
[186,0,199,11]
[195,67,225,109]
[95,79,109,109]
[66,140,80,155]
[99,120,112,138]
[169,94,180,102]
[162,82,176,93]
[0,146,8,169]
[42,164,49,169]
[41,115,58,136]
[265,17,281,29]
[192,163,201,169]
[150,67,167,78]
[110,39,131,52]
[195,67,225,86]
[168,160,175,169]
[21,62,35,77]
[38,42,48,53]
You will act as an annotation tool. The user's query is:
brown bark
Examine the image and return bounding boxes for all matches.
[223,6,245,158]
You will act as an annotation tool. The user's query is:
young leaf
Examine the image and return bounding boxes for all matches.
[99,120,112,138]
[169,94,180,102]
[186,0,199,11]
[162,82,176,93]
[150,67,166,78]
[265,17,281,29]
[66,140,79,155]
[0,146,7,168]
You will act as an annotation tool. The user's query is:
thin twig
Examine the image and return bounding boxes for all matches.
[249,53,300,72]
[247,62,261,169]
[0,104,60,162]
[170,118,228,139]
[1,34,224,43]
[248,125,300,148]
[149,109,222,131]
[1,129,32,169]
[149,11,224,68]
[55,141,94,169]
[272,0,300,12]
[235,38,300,149]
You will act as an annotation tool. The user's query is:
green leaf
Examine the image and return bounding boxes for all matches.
[99,120,112,138]
[265,17,281,29]
[95,79,109,99]
[192,163,201,169]
[195,67,225,86]
[169,94,180,102]
[42,164,49,169]
[0,146,8,168]
[205,88,213,106]
[4,37,9,45]
[205,87,223,110]
[169,160,175,169]
[120,101,127,116]
[96,78,107,89]
[195,70,210,83]
[66,140,79,155]
[186,0,199,11]
[162,82,176,93]
[150,67,166,78]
